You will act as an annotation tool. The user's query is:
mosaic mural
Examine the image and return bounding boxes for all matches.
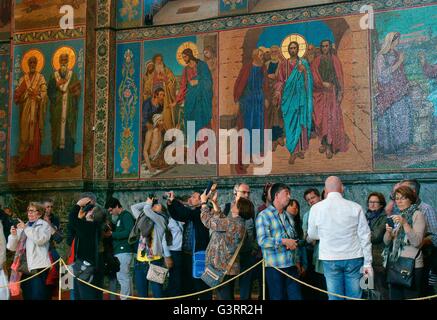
[14,0,86,32]
[372,5,437,170]
[0,0,11,40]
[219,0,259,15]
[9,39,85,181]
[218,16,372,176]
[114,34,218,179]
[117,0,143,28]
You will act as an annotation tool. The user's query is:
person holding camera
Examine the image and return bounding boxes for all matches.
[105,197,135,300]
[383,185,425,299]
[68,193,106,300]
[166,190,212,299]
[7,202,52,300]
[131,196,173,298]
[221,183,258,300]
[256,183,302,300]
[200,189,254,299]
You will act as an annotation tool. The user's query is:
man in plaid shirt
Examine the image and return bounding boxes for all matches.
[256,183,302,300]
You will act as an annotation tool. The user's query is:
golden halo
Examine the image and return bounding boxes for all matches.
[21,49,44,74]
[281,34,308,59]
[52,46,76,70]
[176,42,199,66]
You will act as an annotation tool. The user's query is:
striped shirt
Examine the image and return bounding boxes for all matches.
[256,204,299,268]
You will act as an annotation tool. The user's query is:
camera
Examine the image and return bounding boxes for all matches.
[11,218,20,228]
[205,181,215,195]
[82,202,95,213]
[162,191,173,200]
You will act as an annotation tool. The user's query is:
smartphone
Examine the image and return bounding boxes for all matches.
[386,216,395,228]
[205,181,215,194]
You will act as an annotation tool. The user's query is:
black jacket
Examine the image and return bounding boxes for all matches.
[67,204,102,266]
[167,200,209,252]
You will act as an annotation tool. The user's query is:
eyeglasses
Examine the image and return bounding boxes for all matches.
[238,190,250,195]
[395,196,407,201]
[368,201,381,204]
[27,209,39,213]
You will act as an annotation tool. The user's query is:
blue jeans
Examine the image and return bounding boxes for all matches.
[165,251,183,298]
[216,275,235,300]
[239,251,255,300]
[265,266,302,300]
[322,258,363,300]
[21,270,49,300]
[134,259,164,298]
[115,253,133,299]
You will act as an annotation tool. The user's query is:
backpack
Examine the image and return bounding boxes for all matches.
[128,212,154,245]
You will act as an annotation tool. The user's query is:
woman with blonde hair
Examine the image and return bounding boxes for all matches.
[7,202,52,300]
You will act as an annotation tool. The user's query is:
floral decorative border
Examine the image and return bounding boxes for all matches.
[13,27,86,44]
[97,0,113,28]
[94,30,112,179]
[0,49,10,180]
[116,0,437,41]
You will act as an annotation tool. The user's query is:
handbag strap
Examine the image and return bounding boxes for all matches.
[224,230,246,275]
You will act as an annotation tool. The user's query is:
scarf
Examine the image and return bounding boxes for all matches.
[9,226,28,295]
[387,203,418,264]
[365,208,384,226]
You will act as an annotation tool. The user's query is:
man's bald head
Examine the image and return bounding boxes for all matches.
[325,176,343,193]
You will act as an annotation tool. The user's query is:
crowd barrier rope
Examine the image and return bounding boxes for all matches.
[2,257,436,300]
[60,258,264,300]
[270,265,437,301]
[0,258,61,289]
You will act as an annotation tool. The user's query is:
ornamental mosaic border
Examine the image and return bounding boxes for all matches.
[93,30,113,179]
[0,50,10,181]
[97,0,113,28]
[13,27,86,44]
[106,34,116,180]
[116,0,437,41]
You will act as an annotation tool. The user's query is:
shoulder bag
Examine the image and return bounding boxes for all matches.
[201,232,246,288]
[146,262,169,284]
[387,249,421,288]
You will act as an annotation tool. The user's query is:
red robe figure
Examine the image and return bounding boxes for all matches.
[311,40,349,159]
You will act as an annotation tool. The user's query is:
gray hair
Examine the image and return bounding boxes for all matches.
[79,192,97,203]
[400,179,421,196]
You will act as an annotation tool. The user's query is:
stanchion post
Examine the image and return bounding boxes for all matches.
[58,259,62,300]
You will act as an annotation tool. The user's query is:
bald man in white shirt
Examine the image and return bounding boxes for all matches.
[308,176,372,300]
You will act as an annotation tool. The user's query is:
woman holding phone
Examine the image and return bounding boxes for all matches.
[7,202,52,300]
[383,186,425,299]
